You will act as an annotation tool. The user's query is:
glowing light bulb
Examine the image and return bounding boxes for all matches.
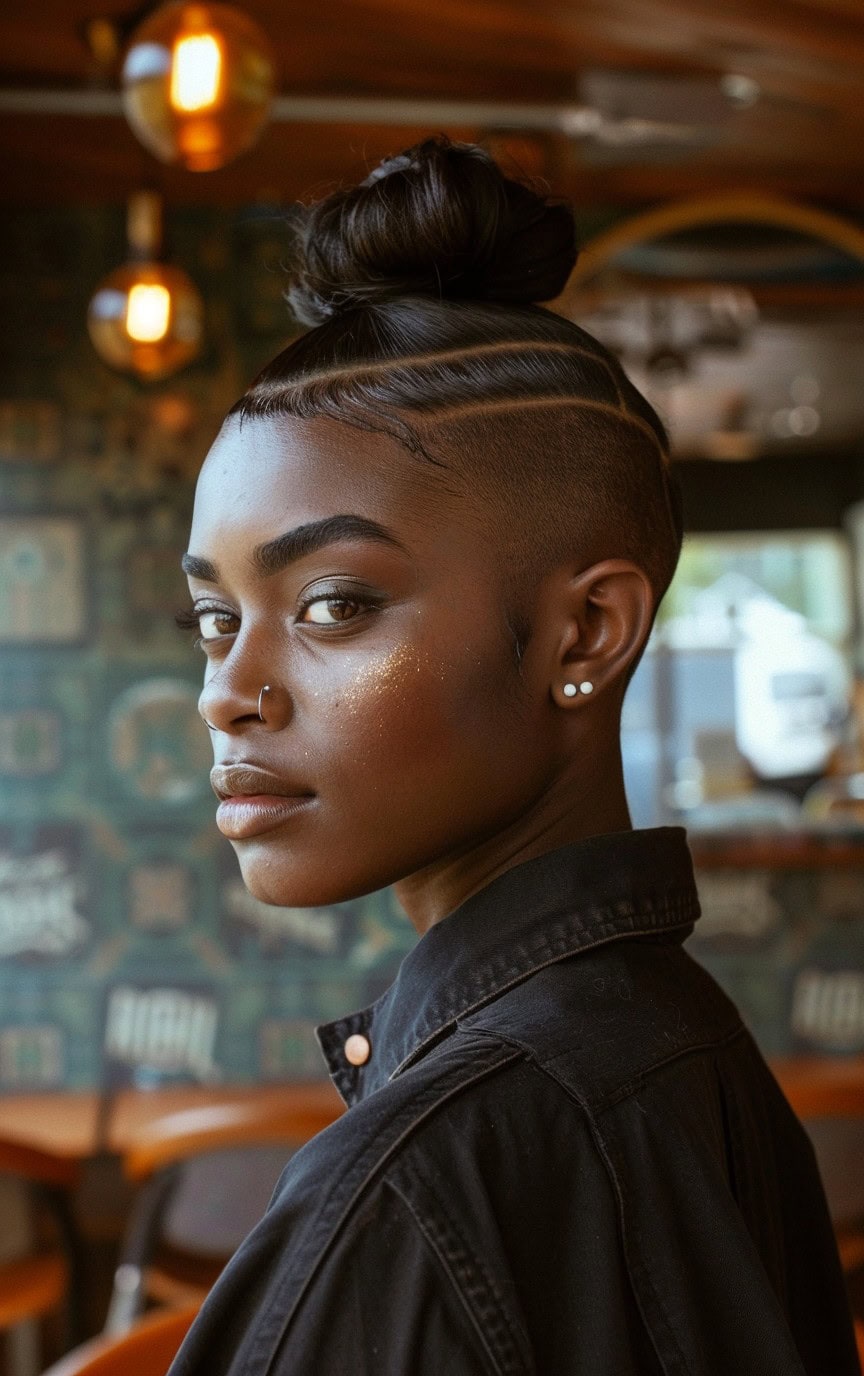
[170,32,222,112]
[126,283,172,342]
[122,2,275,171]
[88,192,204,379]
[89,263,202,379]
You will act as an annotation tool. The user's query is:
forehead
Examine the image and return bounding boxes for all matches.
[191,413,463,551]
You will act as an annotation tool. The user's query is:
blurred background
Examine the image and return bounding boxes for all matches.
[3,0,864,1369]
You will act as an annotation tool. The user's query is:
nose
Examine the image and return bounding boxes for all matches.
[199,661,290,736]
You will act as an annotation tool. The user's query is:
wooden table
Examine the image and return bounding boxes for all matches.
[0,1063,862,1164]
[0,1082,344,1341]
[0,1081,343,1165]
[772,1057,864,1120]
[0,1068,860,1338]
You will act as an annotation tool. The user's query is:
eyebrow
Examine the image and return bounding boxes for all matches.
[181,514,407,583]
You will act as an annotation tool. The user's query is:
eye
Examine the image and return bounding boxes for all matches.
[175,604,239,645]
[300,596,361,625]
[198,609,240,641]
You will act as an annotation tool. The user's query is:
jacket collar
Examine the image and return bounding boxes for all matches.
[316,827,699,1106]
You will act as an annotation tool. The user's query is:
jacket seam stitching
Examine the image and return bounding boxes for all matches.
[517,1054,696,1373]
[538,1026,754,1374]
[392,917,696,1080]
[581,1099,692,1375]
[398,1160,532,1374]
[385,1174,525,1376]
[464,1022,746,1114]
[584,1025,748,1111]
[263,1041,523,1369]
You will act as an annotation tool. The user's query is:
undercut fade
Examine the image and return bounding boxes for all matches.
[230,138,683,624]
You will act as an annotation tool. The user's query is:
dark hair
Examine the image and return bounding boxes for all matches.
[231,137,682,624]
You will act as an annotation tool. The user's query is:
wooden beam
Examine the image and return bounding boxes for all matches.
[3,114,864,209]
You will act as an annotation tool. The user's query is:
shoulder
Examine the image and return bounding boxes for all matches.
[275,1027,608,1234]
[171,1030,536,1375]
[462,935,748,1110]
[262,1049,608,1376]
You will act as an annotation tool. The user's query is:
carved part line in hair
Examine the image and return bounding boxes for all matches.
[419,394,671,466]
[290,340,625,404]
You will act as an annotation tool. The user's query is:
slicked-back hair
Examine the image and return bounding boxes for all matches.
[230,295,684,615]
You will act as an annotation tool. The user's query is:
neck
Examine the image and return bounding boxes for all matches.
[393,743,633,936]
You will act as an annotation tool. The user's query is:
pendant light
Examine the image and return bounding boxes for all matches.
[88,193,204,380]
[121,2,275,171]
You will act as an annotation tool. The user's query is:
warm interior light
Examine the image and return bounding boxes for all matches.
[170,32,222,112]
[126,283,172,342]
[88,238,203,381]
[122,2,275,171]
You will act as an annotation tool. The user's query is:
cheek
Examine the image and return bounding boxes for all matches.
[302,639,524,785]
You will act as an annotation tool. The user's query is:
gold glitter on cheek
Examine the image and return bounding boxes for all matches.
[339,644,428,719]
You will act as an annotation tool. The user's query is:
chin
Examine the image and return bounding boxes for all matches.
[233,842,379,910]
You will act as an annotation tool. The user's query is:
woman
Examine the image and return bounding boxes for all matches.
[171,139,857,1374]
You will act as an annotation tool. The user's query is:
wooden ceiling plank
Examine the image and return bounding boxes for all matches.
[2,114,864,211]
[1,0,864,208]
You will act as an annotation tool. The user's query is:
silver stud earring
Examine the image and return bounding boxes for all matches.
[563,683,578,698]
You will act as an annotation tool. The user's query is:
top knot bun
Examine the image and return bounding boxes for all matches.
[287,137,578,325]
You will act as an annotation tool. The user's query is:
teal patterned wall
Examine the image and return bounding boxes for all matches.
[0,206,415,1093]
[4,205,864,1095]
[686,854,864,1059]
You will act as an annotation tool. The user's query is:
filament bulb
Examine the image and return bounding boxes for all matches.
[126,283,172,342]
[122,2,275,170]
[170,33,222,112]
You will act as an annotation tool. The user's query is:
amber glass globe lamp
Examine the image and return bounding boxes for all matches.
[88,193,204,381]
[122,1,275,171]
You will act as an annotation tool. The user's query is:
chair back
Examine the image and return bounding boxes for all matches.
[105,1085,341,1334]
[43,1304,198,1376]
[121,1084,341,1183]
[0,1136,82,1343]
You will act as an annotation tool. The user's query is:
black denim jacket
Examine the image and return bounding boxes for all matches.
[170,828,858,1375]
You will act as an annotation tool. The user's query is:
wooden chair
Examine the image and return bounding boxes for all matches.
[775,1055,864,1360]
[42,1304,198,1376]
[104,1084,342,1334]
[0,1138,83,1376]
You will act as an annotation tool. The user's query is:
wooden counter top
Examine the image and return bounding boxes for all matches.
[0,1062,861,1173]
[0,1081,343,1164]
[690,830,864,869]
[772,1057,864,1119]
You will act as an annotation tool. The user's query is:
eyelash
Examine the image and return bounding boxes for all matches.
[174,607,209,632]
[174,587,381,647]
[174,602,236,651]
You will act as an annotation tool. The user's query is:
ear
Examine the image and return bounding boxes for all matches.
[547,559,654,710]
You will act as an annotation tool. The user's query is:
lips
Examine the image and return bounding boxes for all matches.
[210,763,310,801]
[210,763,315,840]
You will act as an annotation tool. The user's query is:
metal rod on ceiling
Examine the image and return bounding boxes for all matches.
[0,87,603,135]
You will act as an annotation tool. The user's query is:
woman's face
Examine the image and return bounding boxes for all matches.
[185,414,557,914]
